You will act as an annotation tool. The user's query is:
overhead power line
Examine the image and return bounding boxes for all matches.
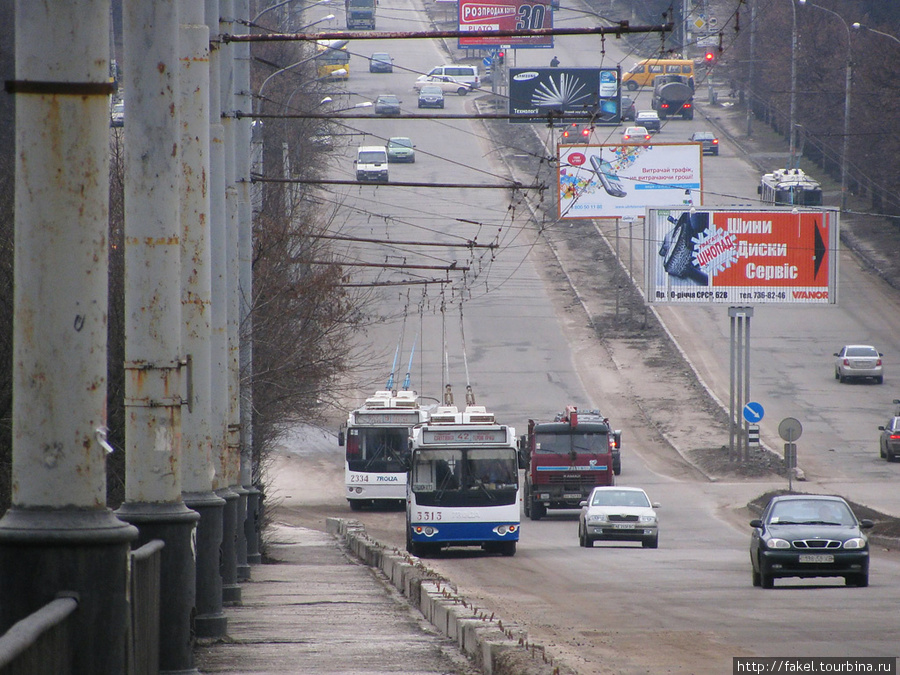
[299,260,469,271]
[221,22,673,44]
[316,233,497,250]
[253,176,545,190]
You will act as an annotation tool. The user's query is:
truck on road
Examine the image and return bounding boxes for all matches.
[519,406,621,520]
[651,74,694,120]
[345,0,375,29]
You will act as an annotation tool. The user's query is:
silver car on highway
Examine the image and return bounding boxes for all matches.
[834,344,883,384]
[578,486,659,548]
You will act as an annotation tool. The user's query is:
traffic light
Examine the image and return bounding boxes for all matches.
[496,51,505,65]
[704,50,716,65]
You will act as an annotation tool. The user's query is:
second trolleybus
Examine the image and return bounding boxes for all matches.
[340,390,429,510]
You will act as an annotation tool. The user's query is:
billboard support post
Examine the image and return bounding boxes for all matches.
[728,306,753,462]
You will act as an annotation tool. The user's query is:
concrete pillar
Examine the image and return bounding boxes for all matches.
[114,1,201,673]
[206,0,241,607]
[181,0,228,640]
[233,0,261,573]
[0,1,137,673]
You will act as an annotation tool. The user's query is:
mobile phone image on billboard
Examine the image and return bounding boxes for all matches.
[590,155,627,198]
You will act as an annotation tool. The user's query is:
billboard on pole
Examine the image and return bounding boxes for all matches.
[558,143,702,220]
[509,67,621,124]
[458,0,553,48]
[645,207,839,304]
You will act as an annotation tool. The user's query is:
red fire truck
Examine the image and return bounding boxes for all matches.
[519,406,621,520]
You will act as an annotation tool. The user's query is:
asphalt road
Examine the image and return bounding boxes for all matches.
[276,0,900,672]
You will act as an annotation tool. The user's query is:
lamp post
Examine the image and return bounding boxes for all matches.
[852,22,900,46]
[788,0,798,168]
[798,0,851,210]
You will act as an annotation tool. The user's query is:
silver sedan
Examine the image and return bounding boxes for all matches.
[834,344,883,383]
[578,486,659,548]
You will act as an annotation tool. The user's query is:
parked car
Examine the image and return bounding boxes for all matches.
[413,75,472,96]
[879,416,900,461]
[749,494,873,588]
[834,344,883,383]
[620,95,636,122]
[417,85,445,109]
[386,137,415,163]
[369,52,393,73]
[578,486,659,548]
[622,126,651,142]
[690,130,719,155]
[560,123,591,142]
[373,95,401,116]
[635,110,661,132]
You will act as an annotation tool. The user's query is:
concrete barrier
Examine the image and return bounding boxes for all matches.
[326,517,576,675]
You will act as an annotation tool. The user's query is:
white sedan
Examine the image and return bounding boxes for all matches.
[578,486,659,548]
[412,75,472,96]
[834,344,883,383]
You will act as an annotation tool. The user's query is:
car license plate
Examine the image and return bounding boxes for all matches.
[564,493,582,499]
[799,554,834,563]
[613,523,635,530]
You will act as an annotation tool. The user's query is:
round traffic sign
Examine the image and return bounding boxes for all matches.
[778,417,803,442]
[743,401,764,423]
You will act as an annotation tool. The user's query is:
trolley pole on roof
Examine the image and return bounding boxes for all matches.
[0,2,138,672]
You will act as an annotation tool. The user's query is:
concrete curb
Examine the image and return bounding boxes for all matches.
[326,517,576,675]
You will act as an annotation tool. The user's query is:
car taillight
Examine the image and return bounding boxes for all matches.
[843,358,850,365]
[661,103,669,109]
[890,434,900,440]
[683,103,692,109]
[712,139,718,145]
[643,134,651,140]
[877,359,883,365]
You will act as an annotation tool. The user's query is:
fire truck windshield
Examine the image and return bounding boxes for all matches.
[535,431,609,454]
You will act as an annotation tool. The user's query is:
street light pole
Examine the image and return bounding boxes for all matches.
[798,0,851,210]
[788,0,798,168]
[852,23,900,46]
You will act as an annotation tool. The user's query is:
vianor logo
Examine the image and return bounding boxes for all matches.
[513,71,540,81]
[792,290,828,299]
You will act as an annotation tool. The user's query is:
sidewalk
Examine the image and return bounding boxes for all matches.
[193,519,568,675]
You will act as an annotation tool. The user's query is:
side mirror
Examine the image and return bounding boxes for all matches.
[749,519,763,528]
[338,430,345,446]
[579,500,587,508]
[652,502,661,509]
[860,518,875,529]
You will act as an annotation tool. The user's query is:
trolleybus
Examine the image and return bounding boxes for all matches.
[316,39,350,80]
[758,168,823,206]
[340,390,428,510]
[406,405,520,557]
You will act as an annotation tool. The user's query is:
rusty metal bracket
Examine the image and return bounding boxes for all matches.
[4,80,117,96]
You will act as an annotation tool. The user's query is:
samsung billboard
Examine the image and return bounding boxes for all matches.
[509,67,621,124]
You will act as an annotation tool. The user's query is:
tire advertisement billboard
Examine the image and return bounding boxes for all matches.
[558,143,702,219]
[509,67,620,124]
[458,0,553,48]
[645,207,839,304]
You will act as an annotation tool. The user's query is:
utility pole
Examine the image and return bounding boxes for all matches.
[0,2,138,672]
[114,1,201,673]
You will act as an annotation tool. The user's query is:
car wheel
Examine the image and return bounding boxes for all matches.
[642,535,658,549]
[835,369,840,380]
[881,443,887,459]
[712,149,719,155]
[759,564,774,589]
[349,500,363,511]
[457,87,469,96]
[626,81,638,91]
[839,372,846,383]
[530,501,545,521]
[876,376,884,384]
[751,565,761,587]
[500,541,516,556]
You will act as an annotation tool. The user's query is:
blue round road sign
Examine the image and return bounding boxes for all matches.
[743,401,764,423]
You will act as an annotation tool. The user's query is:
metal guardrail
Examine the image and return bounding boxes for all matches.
[0,594,79,675]
[0,538,164,675]
[129,539,164,675]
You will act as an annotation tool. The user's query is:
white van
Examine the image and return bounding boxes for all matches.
[355,146,389,182]
[424,65,480,89]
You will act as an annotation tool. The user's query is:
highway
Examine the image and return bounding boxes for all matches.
[276,0,900,672]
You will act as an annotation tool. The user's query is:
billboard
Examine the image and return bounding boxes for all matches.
[645,207,839,304]
[509,67,621,124]
[458,0,553,48]
[558,143,702,220]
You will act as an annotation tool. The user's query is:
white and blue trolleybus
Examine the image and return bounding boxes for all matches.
[340,390,429,510]
[406,405,520,557]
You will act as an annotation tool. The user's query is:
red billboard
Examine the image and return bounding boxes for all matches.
[458,0,553,48]
[646,207,840,304]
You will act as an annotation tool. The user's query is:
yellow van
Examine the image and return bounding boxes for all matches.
[622,59,694,91]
